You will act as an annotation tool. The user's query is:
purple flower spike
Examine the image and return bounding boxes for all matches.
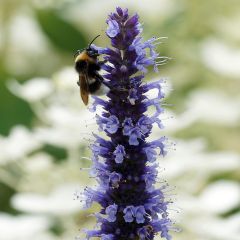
[106,204,118,222]
[81,7,174,240]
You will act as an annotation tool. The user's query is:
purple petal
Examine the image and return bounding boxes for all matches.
[113,145,126,164]
[106,19,120,38]
[106,204,118,222]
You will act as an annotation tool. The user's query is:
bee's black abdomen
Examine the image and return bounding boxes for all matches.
[89,79,101,93]
[88,62,101,74]
[75,60,87,73]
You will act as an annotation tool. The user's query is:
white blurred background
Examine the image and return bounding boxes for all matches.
[0,0,239,240]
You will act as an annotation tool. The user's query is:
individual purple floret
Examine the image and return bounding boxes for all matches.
[134,206,147,223]
[106,204,118,222]
[106,20,121,38]
[113,145,126,164]
[82,6,173,240]
[123,206,135,223]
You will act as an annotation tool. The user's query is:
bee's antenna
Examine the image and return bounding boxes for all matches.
[88,35,101,48]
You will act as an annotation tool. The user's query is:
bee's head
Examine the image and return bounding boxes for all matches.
[74,35,100,59]
[86,35,101,58]
[86,47,99,58]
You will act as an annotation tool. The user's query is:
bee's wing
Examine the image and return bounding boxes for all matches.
[79,73,89,105]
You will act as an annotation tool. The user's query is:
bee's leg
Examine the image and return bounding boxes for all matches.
[77,81,80,86]
[94,72,111,89]
[94,72,104,83]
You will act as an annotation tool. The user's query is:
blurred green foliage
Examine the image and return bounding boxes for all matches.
[0,81,34,135]
[36,9,88,53]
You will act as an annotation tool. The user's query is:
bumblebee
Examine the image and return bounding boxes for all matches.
[74,35,108,105]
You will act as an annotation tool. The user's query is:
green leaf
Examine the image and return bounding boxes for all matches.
[40,144,68,162]
[0,79,34,135]
[36,9,88,53]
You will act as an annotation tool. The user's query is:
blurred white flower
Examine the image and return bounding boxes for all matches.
[43,104,92,127]
[0,126,40,164]
[8,14,48,54]
[158,138,203,179]
[199,180,240,214]
[197,152,240,174]
[53,67,79,90]
[185,90,240,125]
[216,15,240,41]
[160,139,240,180]
[227,213,240,235]
[24,153,54,172]
[68,0,173,27]
[6,67,100,149]
[5,14,50,75]
[0,213,52,240]
[35,104,96,148]
[174,190,240,240]
[160,90,240,133]
[35,125,89,148]
[8,78,54,102]
[11,183,83,215]
[188,215,240,240]
[201,38,240,78]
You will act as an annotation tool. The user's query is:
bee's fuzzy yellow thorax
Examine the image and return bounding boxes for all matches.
[75,51,93,63]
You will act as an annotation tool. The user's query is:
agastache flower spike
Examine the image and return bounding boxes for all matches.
[83,7,174,240]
